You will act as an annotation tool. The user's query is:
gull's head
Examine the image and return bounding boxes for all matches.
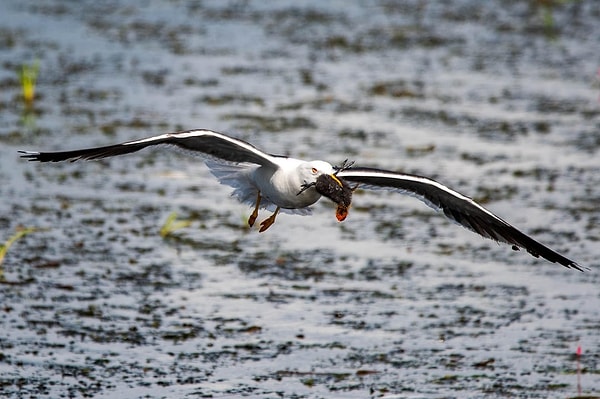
[295,160,337,198]
[297,160,353,222]
[299,160,336,184]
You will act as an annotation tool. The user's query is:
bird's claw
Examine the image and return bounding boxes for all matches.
[248,212,258,227]
[297,181,316,196]
[334,159,355,174]
[258,207,280,232]
[248,191,261,226]
[259,216,275,232]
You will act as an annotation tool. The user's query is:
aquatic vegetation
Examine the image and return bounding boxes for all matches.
[0,227,37,280]
[18,60,40,106]
[533,0,578,36]
[159,211,192,237]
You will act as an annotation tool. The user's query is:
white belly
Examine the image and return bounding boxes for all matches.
[253,164,321,209]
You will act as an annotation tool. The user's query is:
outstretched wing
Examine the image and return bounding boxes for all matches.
[19,129,282,167]
[337,167,584,271]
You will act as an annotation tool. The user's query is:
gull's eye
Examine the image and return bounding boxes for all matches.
[311,167,318,174]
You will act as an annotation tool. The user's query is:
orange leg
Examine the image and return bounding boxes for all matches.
[259,207,280,233]
[248,191,261,227]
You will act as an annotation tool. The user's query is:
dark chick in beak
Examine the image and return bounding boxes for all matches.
[315,173,353,221]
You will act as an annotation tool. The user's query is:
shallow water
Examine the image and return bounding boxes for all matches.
[1,1,599,398]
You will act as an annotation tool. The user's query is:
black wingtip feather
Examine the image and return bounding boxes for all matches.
[339,167,587,271]
[18,143,149,163]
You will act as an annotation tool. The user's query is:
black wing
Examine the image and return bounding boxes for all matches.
[337,167,585,271]
[19,129,281,167]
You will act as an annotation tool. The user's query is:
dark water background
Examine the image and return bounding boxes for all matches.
[1,1,599,397]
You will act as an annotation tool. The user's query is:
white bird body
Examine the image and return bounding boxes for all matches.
[19,128,585,271]
[252,159,330,210]
[204,157,334,214]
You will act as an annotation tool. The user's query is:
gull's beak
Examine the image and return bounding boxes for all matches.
[329,173,343,187]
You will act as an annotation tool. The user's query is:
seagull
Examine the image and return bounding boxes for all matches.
[19,129,584,271]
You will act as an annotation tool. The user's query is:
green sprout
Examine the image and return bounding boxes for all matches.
[534,0,577,35]
[18,60,40,106]
[0,227,37,281]
[159,212,192,238]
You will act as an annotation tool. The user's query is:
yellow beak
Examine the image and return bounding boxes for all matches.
[329,174,343,187]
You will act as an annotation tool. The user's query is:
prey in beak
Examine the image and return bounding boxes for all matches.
[296,159,355,221]
[315,173,353,221]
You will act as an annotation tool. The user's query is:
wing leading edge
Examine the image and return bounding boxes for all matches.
[19,129,281,167]
[337,167,584,271]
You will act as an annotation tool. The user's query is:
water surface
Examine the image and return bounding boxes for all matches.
[1,1,599,398]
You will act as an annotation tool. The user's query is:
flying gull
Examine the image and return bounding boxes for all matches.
[19,129,585,271]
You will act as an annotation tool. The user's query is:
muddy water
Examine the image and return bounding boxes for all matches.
[1,1,599,398]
